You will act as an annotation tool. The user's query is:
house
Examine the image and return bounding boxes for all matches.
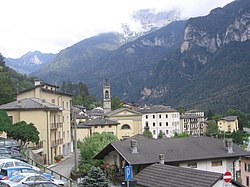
[218,116,239,133]
[94,135,250,181]
[134,163,244,187]
[180,113,205,136]
[240,156,250,186]
[76,117,119,140]
[135,105,180,138]
[105,108,142,140]
[0,79,73,164]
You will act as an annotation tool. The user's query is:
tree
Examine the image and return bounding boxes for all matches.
[157,131,164,139]
[6,121,40,147]
[80,166,109,187]
[206,120,219,136]
[212,114,222,123]
[111,96,123,110]
[143,129,153,138]
[0,109,11,132]
[78,132,118,173]
[173,132,189,138]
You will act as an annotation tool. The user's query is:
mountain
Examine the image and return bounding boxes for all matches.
[5,51,56,75]
[33,0,250,113]
[121,8,181,40]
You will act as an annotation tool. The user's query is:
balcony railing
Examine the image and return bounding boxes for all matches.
[51,139,63,147]
[50,123,63,130]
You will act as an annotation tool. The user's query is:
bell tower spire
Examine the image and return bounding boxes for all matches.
[103,78,111,113]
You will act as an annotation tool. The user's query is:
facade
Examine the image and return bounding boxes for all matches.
[1,80,73,164]
[76,117,119,141]
[106,108,142,140]
[218,116,239,133]
[180,113,205,136]
[136,105,180,138]
[94,136,250,181]
[103,78,111,114]
[240,156,250,186]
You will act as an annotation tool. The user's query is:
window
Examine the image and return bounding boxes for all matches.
[121,124,131,129]
[187,162,197,168]
[159,122,162,126]
[153,130,156,135]
[153,122,155,127]
[245,163,250,172]
[145,121,149,127]
[166,114,168,118]
[166,122,168,126]
[166,130,168,134]
[9,116,13,124]
[145,115,148,119]
[94,126,98,128]
[159,114,161,118]
[109,125,112,128]
[247,176,249,186]
[211,160,222,166]
[153,115,155,119]
[51,99,55,103]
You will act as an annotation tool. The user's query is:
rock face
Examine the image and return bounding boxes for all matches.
[181,2,250,55]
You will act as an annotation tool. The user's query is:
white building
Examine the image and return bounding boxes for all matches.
[136,105,180,138]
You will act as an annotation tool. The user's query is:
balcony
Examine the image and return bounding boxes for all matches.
[50,123,63,130]
[51,139,63,147]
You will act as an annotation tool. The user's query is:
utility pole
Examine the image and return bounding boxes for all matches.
[73,109,78,172]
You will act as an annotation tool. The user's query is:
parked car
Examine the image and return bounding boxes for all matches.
[17,181,59,187]
[0,139,20,152]
[0,166,53,180]
[0,148,27,163]
[0,159,40,171]
[0,173,64,186]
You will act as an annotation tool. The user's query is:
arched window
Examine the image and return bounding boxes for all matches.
[121,124,131,130]
[105,90,109,98]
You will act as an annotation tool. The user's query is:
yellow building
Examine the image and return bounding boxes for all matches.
[0,80,73,164]
[106,108,142,139]
[218,116,239,133]
[76,108,142,140]
[76,117,119,141]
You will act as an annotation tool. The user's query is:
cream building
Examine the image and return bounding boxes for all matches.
[106,108,142,139]
[0,80,73,164]
[218,116,239,133]
[76,108,142,140]
[136,105,180,138]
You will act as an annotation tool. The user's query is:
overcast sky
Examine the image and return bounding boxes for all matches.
[0,0,234,58]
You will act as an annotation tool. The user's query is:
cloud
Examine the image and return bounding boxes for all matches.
[0,0,233,58]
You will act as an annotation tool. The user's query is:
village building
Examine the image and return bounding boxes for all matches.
[218,116,239,133]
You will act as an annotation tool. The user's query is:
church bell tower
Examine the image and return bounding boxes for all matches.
[103,78,111,113]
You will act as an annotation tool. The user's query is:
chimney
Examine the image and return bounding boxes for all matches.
[131,139,138,154]
[159,154,165,164]
[34,79,41,86]
[224,138,234,153]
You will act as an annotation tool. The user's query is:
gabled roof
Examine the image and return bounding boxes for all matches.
[105,108,142,117]
[135,105,178,114]
[180,113,204,119]
[78,117,119,127]
[221,116,238,121]
[94,136,250,165]
[134,163,244,187]
[0,98,61,111]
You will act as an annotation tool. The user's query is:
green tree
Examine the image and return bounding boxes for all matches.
[158,131,164,139]
[111,96,123,110]
[0,109,11,132]
[80,166,109,187]
[212,114,222,123]
[143,129,153,138]
[78,132,118,173]
[6,121,40,147]
[206,120,219,136]
[173,132,189,138]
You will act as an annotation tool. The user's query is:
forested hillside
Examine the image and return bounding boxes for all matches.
[0,53,35,105]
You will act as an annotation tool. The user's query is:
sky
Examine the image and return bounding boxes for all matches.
[0,0,234,58]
